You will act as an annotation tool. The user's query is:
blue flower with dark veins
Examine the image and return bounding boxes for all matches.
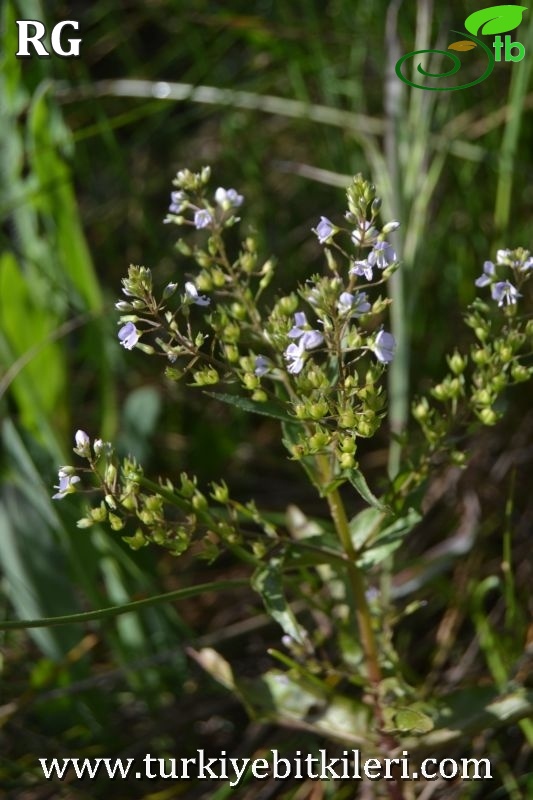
[185,281,210,307]
[313,216,335,244]
[491,281,521,307]
[52,468,80,500]
[118,321,140,350]
[254,356,270,377]
[169,190,187,214]
[373,330,395,363]
[337,291,371,317]
[194,209,213,230]
[285,341,306,374]
[350,259,373,281]
[368,242,396,270]
[475,261,495,287]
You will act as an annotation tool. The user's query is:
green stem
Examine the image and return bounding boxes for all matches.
[316,456,382,687]
[0,580,249,630]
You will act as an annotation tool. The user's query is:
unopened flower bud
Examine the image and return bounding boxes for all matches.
[471,348,490,366]
[231,303,247,321]
[339,452,356,470]
[163,282,178,300]
[357,419,375,437]
[294,403,308,419]
[341,437,357,454]
[225,345,239,363]
[278,295,299,316]
[105,463,117,486]
[211,482,229,503]
[109,513,125,531]
[450,451,467,466]
[241,252,256,273]
[511,363,530,382]
[412,398,429,422]
[193,368,219,385]
[74,429,91,457]
[447,351,467,375]
[490,374,507,393]
[243,373,260,390]
[431,383,449,402]
[104,494,117,510]
[382,220,400,234]
[196,273,213,292]
[309,431,330,450]
[472,388,492,406]
[252,389,268,402]
[309,401,329,420]
[91,502,108,523]
[212,269,226,287]
[339,409,357,428]
[175,239,192,256]
[192,492,208,511]
[121,493,138,511]
[479,407,498,426]
[123,529,147,550]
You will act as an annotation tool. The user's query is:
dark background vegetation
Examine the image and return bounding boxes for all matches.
[1,1,532,797]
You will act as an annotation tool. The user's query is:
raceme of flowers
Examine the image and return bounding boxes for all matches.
[53,167,533,570]
[475,247,532,307]
[58,172,406,521]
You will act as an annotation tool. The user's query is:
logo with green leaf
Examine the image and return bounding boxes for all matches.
[396,4,528,91]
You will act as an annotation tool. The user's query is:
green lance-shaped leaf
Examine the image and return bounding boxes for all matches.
[343,466,388,511]
[465,5,527,37]
[252,558,308,645]
[206,391,295,423]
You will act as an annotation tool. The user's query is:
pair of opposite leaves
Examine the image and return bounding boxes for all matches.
[449,4,527,52]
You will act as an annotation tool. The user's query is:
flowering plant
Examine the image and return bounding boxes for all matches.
[53,168,533,796]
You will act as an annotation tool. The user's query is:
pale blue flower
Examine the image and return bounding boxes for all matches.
[284,316,324,374]
[285,311,324,358]
[491,281,521,307]
[337,291,371,317]
[350,259,373,281]
[214,187,243,209]
[52,468,80,500]
[288,311,309,339]
[521,257,533,272]
[368,242,396,269]
[185,281,210,307]
[94,439,107,456]
[285,341,306,374]
[194,209,213,229]
[118,321,140,350]
[254,356,270,377]
[169,190,186,214]
[313,216,335,244]
[300,330,324,349]
[475,261,495,288]
[373,330,395,363]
